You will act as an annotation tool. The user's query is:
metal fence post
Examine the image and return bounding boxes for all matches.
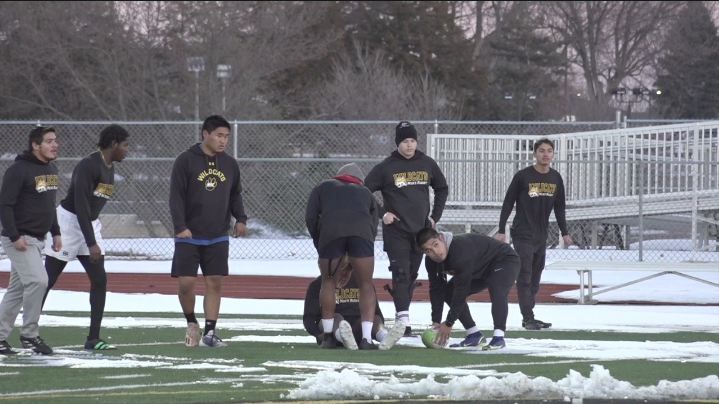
[638,163,644,262]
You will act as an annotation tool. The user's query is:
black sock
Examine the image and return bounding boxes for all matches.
[204,319,217,335]
[185,313,198,324]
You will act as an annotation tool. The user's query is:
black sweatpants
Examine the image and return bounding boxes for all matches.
[43,255,107,341]
[512,239,547,320]
[444,255,520,331]
[386,249,423,313]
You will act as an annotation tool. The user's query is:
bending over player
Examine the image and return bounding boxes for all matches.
[417,227,520,350]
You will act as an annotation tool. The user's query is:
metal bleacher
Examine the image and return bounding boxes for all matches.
[428,121,719,251]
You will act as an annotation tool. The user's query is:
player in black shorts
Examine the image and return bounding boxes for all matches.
[302,256,405,350]
[305,163,379,349]
[169,115,247,348]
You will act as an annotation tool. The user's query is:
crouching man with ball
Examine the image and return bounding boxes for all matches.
[416,228,520,350]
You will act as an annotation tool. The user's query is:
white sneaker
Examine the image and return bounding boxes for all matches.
[200,330,227,348]
[379,320,406,350]
[338,320,358,350]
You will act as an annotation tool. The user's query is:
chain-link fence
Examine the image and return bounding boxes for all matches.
[0,120,716,263]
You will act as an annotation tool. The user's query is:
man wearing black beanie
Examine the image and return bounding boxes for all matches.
[364,120,449,337]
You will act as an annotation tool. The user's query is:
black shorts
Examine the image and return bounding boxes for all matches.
[170,241,229,277]
[318,236,374,259]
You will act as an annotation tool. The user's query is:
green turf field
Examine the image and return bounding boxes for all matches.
[0,313,716,404]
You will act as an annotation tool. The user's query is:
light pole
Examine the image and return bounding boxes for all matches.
[217,64,231,113]
[611,86,651,125]
[187,56,205,141]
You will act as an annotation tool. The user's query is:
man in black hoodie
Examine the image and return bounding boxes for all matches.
[417,227,520,351]
[364,121,449,336]
[305,163,380,349]
[0,126,61,355]
[170,115,247,349]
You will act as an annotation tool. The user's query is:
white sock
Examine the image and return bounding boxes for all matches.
[361,321,373,341]
[376,328,388,342]
[397,311,410,327]
[466,326,480,335]
[494,329,505,337]
[322,318,334,335]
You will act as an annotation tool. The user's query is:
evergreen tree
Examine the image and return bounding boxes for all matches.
[654,2,719,119]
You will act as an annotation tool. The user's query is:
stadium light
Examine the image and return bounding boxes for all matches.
[187,57,205,136]
[217,64,231,113]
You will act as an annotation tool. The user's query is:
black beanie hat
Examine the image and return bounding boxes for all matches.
[395,121,418,146]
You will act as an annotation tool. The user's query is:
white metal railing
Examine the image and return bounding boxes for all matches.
[429,121,719,204]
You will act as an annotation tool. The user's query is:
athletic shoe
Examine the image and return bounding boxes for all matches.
[338,320,358,351]
[20,335,53,355]
[481,336,506,351]
[200,330,227,348]
[403,326,413,337]
[85,338,117,350]
[358,338,378,350]
[185,322,201,347]
[534,318,552,328]
[320,333,337,349]
[0,340,16,355]
[522,318,551,329]
[522,319,542,330]
[449,331,487,348]
[379,320,405,350]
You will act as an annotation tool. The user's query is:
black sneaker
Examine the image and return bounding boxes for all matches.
[522,319,542,331]
[320,334,337,349]
[358,338,378,350]
[0,340,16,355]
[522,318,551,330]
[534,319,552,329]
[19,336,53,355]
[403,326,413,337]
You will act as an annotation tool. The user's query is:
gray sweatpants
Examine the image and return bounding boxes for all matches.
[0,236,48,340]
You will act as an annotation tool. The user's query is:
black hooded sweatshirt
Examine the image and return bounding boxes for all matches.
[169,143,247,240]
[364,150,449,242]
[305,177,378,250]
[0,150,60,241]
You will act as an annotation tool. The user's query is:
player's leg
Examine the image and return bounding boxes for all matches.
[171,242,201,347]
[198,241,229,347]
[0,240,24,355]
[317,238,345,348]
[407,249,423,301]
[529,242,550,328]
[77,255,111,348]
[483,255,521,350]
[444,278,487,348]
[42,206,78,309]
[42,256,68,309]
[386,249,414,335]
[348,236,377,350]
[3,237,53,355]
[511,239,536,327]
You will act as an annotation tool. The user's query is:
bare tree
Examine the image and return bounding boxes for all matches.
[540,1,683,119]
[310,41,457,121]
